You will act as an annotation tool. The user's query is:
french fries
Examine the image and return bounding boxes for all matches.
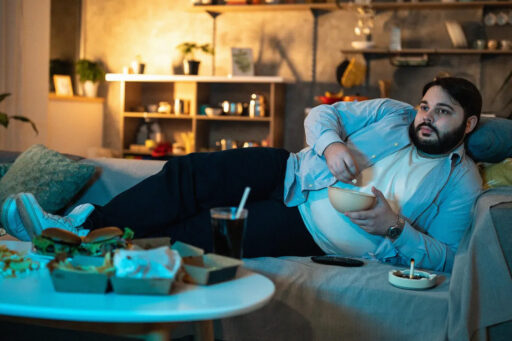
[0,245,40,278]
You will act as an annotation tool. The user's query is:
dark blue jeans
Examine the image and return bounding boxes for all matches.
[84,147,323,258]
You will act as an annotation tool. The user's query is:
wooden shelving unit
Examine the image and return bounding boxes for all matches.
[192,1,512,13]
[106,74,286,158]
[340,48,512,55]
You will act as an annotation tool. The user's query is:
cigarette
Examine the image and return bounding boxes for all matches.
[409,258,415,279]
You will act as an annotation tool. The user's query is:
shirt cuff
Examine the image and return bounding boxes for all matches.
[392,222,424,258]
[314,131,344,156]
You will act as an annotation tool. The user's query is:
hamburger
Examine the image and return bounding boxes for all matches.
[79,226,134,256]
[32,227,134,257]
[32,228,82,256]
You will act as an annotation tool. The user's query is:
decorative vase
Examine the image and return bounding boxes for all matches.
[83,80,99,98]
[183,60,200,75]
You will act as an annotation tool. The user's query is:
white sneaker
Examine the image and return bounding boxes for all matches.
[15,193,94,238]
[1,195,32,241]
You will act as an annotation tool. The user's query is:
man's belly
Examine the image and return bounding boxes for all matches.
[299,188,383,257]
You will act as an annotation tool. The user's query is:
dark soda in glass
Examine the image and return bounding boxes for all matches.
[210,207,248,259]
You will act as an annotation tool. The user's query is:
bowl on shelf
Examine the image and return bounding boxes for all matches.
[205,107,223,117]
[327,187,376,213]
[315,96,344,105]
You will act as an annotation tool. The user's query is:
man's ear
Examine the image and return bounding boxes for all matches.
[465,115,478,134]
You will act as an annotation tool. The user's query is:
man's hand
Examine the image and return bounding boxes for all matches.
[323,142,358,183]
[344,187,397,236]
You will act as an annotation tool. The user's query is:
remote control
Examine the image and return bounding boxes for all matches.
[311,255,364,267]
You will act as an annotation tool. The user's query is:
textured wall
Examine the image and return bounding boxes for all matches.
[81,0,512,152]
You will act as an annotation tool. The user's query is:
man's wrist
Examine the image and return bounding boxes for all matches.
[386,215,405,240]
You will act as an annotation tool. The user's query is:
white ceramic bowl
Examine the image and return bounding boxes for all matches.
[205,107,222,117]
[327,187,376,213]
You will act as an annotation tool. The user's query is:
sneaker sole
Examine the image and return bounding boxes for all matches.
[17,194,44,238]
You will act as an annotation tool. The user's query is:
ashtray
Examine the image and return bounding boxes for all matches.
[388,269,437,290]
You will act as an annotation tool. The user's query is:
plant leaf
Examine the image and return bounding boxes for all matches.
[11,116,39,134]
[0,112,9,128]
[0,93,11,103]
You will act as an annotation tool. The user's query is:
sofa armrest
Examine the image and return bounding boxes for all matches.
[69,158,165,209]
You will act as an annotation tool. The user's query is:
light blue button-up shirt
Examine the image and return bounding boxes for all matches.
[283,98,482,272]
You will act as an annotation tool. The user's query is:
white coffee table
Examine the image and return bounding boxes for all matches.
[0,240,275,341]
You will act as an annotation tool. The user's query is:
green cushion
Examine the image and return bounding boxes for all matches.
[0,163,11,178]
[0,144,95,214]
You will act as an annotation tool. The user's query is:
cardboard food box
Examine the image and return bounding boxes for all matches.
[132,237,171,250]
[111,247,181,295]
[49,255,113,294]
[171,241,243,285]
[110,276,174,295]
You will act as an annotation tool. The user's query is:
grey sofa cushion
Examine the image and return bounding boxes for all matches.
[218,257,450,341]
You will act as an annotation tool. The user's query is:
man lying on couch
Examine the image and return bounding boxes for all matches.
[2,77,482,272]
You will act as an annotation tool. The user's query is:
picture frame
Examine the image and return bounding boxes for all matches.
[53,75,74,96]
[230,48,254,77]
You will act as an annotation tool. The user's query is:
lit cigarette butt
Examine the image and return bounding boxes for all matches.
[409,258,415,279]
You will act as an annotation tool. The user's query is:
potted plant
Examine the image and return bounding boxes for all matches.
[0,93,38,134]
[177,42,214,75]
[75,59,105,98]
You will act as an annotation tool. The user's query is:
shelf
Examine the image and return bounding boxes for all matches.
[111,74,285,156]
[48,93,104,103]
[106,74,285,83]
[191,1,512,13]
[340,48,512,55]
[123,149,187,156]
[195,115,272,122]
[124,112,194,119]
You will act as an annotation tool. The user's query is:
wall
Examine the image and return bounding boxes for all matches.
[81,0,512,153]
[0,0,50,152]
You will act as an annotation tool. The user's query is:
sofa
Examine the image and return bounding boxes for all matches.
[61,156,510,341]
[1,141,511,340]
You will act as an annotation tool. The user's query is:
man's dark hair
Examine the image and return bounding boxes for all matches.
[422,77,482,123]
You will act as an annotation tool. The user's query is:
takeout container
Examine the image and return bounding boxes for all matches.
[171,241,243,285]
[328,187,376,213]
[111,248,181,295]
[49,245,181,295]
[49,255,113,294]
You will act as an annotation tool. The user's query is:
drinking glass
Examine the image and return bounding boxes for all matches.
[210,207,248,259]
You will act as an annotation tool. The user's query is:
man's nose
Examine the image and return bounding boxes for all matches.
[423,109,435,122]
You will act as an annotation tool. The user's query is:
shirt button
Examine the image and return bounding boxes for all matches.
[371,154,376,159]
[394,142,398,146]
[308,184,313,188]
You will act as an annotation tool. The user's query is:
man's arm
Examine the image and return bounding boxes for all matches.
[305,99,415,182]
[391,167,482,272]
[347,163,482,272]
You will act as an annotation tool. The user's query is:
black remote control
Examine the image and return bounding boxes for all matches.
[311,255,365,267]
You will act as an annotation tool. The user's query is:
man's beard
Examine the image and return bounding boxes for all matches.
[408,120,466,155]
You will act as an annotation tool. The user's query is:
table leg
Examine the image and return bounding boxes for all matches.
[194,320,214,341]
[144,328,171,341]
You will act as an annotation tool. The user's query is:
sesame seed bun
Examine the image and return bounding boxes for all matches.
[41,228,82,245]
[83,226,123,243]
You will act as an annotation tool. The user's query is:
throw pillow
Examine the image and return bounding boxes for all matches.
[467,117,512,163]
[0,144,96,215]
[480,158,512,190]
[0,163,11,178]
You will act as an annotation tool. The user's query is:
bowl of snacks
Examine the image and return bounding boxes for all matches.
[327,187,376,213]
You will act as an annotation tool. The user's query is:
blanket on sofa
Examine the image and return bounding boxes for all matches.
[448,187,512,341]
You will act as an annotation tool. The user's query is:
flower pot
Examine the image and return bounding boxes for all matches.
[83,81,99,98]
[183,60,200,75]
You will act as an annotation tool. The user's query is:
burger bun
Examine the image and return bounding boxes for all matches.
[41,228,82,245]
[83,226,123,243]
